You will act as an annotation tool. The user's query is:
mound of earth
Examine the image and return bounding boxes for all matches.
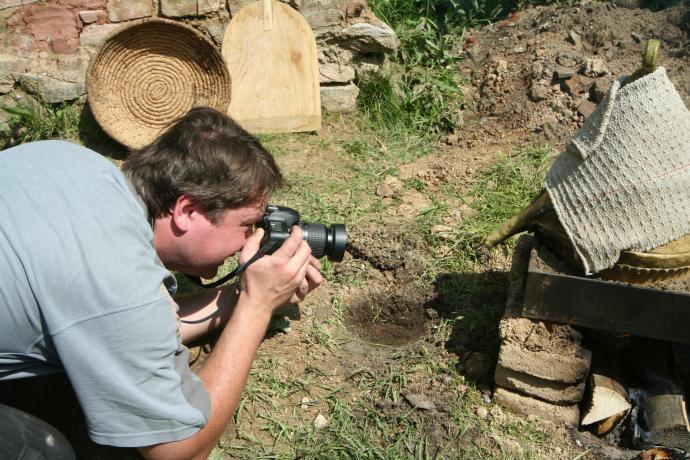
[455,1,690,151]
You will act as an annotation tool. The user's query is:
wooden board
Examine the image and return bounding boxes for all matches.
[222,0,321,133]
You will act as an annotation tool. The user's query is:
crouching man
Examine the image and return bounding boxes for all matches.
[0,107,323,459]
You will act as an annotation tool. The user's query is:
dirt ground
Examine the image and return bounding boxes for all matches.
[207,2,690,458]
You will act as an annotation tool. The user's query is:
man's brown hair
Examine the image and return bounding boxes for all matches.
[123,107,282,222]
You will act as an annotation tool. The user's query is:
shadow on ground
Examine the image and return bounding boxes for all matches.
[434,270,508,383]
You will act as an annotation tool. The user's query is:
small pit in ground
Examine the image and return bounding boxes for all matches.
[345,288,429,346]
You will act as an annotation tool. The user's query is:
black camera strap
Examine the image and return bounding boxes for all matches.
[184,240,279,290]
[180,241,280,325]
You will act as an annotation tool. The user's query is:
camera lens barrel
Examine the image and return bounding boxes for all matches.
[300,222,347,262]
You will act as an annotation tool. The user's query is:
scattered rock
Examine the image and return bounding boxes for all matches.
[563,74,594,95]
[583,58,608,77]
[475,406,489,418]
[554,65,575,79]
[491,434,524,457]
[313,413,329,429]
[577,99,597,119]
[404,392,436,411]
[301,397,311,411]
[529,80,549,101]
[489,405,503,419]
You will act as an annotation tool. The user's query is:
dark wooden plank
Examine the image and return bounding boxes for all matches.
[522,266,690,345]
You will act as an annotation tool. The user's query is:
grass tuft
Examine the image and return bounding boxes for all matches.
[0,100,81,149]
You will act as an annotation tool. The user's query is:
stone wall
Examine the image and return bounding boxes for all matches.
[0,0,398,113]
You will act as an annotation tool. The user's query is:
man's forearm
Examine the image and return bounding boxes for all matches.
[175,286,239,344]
[139,296,272,460]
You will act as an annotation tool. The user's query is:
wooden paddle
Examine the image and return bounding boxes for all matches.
[222,0,321,133]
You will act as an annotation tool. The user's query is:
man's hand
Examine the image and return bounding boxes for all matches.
[290,256,323,303]
[238,226,320,314]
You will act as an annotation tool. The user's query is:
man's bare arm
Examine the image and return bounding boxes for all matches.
[138,228,320,460]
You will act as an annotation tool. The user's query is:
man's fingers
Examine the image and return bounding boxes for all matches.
[308,256,322,271]
[305,264,324,287]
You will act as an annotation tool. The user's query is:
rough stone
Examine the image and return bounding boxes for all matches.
[19,73,85,102]
[8,3,81,54]
[583,58,608,77]
[577,99,597,119]
[313,413,328,429]
[554,64,574,79]
[300,0,343,30]
[352,51,384,78]
[494,364,586,404]
[494,387,580,427]
[319,62,355,84]
[200,20,225,46]
[563,74,594,95]
[160,0,216,18]
[320,82,358,112]
[340,22,398,53]
[0,0,38,9]
[528,80,549,101]
[198,0,219,15]
[0,55,29,94]
[497,342,591,384]
[567,30,581,48]
[59,0,105,8]
[404,393,436,411]
[499,315,584,346]
[78,9,104,24]
[226,0,253,16]
[160,0,195,17]
[80,23,121,53]
[107,0,151,22]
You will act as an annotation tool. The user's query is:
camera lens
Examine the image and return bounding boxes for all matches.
[300,222,347,262]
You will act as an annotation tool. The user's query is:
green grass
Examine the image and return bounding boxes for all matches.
[0,100,82,149]
[427,146,552,274]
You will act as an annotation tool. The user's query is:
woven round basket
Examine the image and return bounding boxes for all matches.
[86,18,231,149]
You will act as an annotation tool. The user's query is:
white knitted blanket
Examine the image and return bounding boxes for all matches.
[545,67,690,275]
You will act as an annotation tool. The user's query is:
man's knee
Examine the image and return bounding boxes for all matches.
[0,403,75,459]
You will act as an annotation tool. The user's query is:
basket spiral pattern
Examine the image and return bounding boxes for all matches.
[86,18,231,149]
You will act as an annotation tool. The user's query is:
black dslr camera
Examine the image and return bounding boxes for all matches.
[257,204,347,262]
[184,204,346,294]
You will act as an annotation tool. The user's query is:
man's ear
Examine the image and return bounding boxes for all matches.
[170,195,202,233]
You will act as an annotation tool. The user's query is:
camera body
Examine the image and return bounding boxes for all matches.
[258,204,347,262]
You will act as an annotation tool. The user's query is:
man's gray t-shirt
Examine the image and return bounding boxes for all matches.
[0,140,210,447]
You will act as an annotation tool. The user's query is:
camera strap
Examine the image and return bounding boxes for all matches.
[180,241,280,325]
[183,240,279,290]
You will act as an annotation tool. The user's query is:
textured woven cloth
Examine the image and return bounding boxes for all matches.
[545,67,690,274]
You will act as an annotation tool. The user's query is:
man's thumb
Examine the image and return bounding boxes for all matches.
[239,227,264,264]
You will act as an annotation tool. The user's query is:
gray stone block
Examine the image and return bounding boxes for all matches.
[107,0,152,22]
[320,82,358,112]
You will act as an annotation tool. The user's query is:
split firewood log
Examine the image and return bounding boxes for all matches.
[581,373,631,433]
